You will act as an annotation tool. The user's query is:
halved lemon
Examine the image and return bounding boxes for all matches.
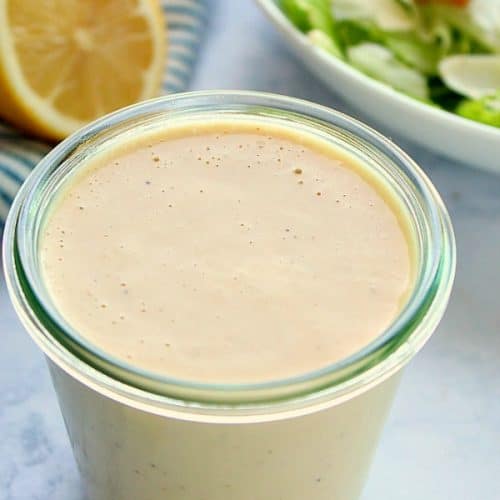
[0,0,166,140]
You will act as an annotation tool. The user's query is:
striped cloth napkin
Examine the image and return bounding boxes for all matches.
[0,0,208,225]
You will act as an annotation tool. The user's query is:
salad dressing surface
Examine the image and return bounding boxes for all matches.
[40,120,414,383]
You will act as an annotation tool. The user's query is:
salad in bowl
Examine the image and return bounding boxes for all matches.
[279,0,500,128]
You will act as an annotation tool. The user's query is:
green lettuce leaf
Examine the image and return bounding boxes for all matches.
[385,33,442,74]
[281,0,335,36]
[308,29,343,58]
[347,42,429,100]
[335,19,382,47]
[456,91,500,127]
[280,0,342,54]
[423,1,500,54]
[332,0,415,32]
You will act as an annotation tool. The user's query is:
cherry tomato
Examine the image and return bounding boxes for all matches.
[416,0,470,6]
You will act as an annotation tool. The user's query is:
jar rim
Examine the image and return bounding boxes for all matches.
[2,90,456,416]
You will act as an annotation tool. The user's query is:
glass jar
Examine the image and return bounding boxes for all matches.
[3,91,455,500]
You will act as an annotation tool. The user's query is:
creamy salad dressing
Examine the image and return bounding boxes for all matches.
[40,120,414,383]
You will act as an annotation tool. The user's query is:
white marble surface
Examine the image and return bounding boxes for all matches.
[1,1,499,499]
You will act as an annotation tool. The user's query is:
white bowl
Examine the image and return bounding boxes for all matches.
[256,0,500,174]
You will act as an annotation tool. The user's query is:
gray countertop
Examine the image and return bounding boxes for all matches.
[1,1,499,499]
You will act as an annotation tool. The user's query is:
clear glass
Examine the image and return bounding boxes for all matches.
[3,91,456,500]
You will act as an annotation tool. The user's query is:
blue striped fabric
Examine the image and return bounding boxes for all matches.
[0,0,208,224]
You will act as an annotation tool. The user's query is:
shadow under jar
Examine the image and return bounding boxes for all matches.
[3,91,455,500]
